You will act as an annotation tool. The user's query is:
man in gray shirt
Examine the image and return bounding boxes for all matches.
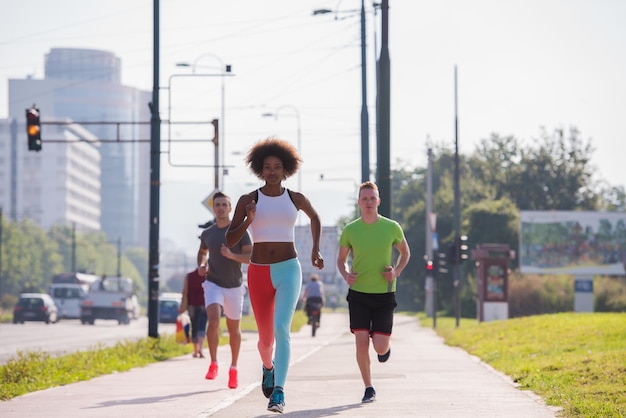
[198,191,252,389]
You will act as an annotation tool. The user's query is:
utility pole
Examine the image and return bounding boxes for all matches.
[377,0,391,218]
[425,147,435,320]
[148,0,161,338]
[360,0,370,183]
[117,237,122,277]
[0,207,3,302]
[71,222,76,272]
[453,65,461,328]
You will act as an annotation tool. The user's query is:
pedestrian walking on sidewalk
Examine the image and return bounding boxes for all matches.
[226,137,324,413]
[179,269,208,358]
[197,191,252,389]
[336,181,411,404]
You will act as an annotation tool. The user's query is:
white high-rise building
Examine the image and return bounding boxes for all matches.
[0,118,101,231]
[7,48,150,249]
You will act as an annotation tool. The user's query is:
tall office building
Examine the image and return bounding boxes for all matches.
[7,48,150,250]
[0,118,101,231]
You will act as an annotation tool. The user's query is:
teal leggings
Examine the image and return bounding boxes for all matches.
[247,258,302,389]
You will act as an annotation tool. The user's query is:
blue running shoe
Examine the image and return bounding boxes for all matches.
[262,364,275,399]
[267,387,285,413]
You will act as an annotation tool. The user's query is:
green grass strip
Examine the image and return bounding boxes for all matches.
[420,312,626,418]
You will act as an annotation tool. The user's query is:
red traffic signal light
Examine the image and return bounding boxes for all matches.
[25,106,42,151]
[426,260,434,271]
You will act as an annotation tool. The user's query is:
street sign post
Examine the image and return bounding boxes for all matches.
[201,189,219,217]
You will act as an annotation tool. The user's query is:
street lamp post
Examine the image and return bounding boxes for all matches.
[313,1,370,183]
[262,105,302,224]
[176,54,231,190]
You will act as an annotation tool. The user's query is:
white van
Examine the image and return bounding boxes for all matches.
[49,283,89,319]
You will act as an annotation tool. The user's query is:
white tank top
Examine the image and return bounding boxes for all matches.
[249,188,297,242]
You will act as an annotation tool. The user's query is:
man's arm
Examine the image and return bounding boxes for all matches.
[197,239,209,277]
[337,245,356,286]
[392,238,411,278]
[178,275,189,313]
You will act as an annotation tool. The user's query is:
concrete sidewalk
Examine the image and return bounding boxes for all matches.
[0,313,560,417]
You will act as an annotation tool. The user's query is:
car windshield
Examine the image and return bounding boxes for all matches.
[20,298,43,308]
[52,288,81,298]
[160,301,179,309]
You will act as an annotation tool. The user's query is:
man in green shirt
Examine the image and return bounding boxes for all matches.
[336,181,411,404]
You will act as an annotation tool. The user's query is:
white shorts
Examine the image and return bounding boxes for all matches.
[202,281,245,320]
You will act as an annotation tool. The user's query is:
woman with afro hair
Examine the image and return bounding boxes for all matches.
[226,137,324,413]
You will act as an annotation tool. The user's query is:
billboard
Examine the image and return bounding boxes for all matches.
[520,211,626,275]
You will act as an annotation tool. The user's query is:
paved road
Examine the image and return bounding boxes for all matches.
[0,317,175,364]
[0,313,560,417]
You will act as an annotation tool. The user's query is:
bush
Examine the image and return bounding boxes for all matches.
[1,293,18,311]
[595,277,626,312]
[508,273,573,317]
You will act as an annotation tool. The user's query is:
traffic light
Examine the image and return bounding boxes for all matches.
[25,106,42,151]
[425,259,434,273]
[455,235,469,264]
[437,250,449,275]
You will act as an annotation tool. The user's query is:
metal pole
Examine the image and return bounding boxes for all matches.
[148,0,161,338]
[213,119,219,190]
[117,237,122,277]
[0,207,3,301]
[453,65,461,328]
[190,54,227,190]
[10,119,17,221]
[426,147,434,320]
[377,0,391,218]
[71,222,76,272]
[360,0,370,183]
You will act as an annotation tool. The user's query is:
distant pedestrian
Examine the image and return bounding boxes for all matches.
[336,181,411,404]
[179,269,207,358]
[226,137,324,413]
[197,191,252,389]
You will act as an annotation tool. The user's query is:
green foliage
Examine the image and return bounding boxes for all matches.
[509,273,574,316]
[465,198,519,268]
[0,312,302,400]
[1,220,148,304]
[388,125,624,315]
[594,277,626,312]
[469,128,600,210]
[507,273,626,317]
[423,312,626,417]
[0,335,190,400]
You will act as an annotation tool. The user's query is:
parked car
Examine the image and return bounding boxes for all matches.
[13,293,59,324]
[159,292,182,323]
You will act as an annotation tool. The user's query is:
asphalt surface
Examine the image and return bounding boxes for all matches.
[0,313,561,417]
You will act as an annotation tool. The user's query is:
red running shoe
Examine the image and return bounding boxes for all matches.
[205,362,218,380]
[228,368,238,389]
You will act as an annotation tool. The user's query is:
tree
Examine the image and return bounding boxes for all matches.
[464,198,519,268]
[509,127,599,210]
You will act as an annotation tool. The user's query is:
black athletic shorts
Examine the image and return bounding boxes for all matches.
[346,289,397,336]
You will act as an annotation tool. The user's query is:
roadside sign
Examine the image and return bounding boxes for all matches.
[201,189,219,216]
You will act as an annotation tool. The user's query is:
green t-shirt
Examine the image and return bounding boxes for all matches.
[338,216,405,294]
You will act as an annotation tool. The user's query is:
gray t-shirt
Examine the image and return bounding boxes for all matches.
[200,224,252,288]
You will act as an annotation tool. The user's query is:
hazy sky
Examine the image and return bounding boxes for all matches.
[2,0,625,254]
